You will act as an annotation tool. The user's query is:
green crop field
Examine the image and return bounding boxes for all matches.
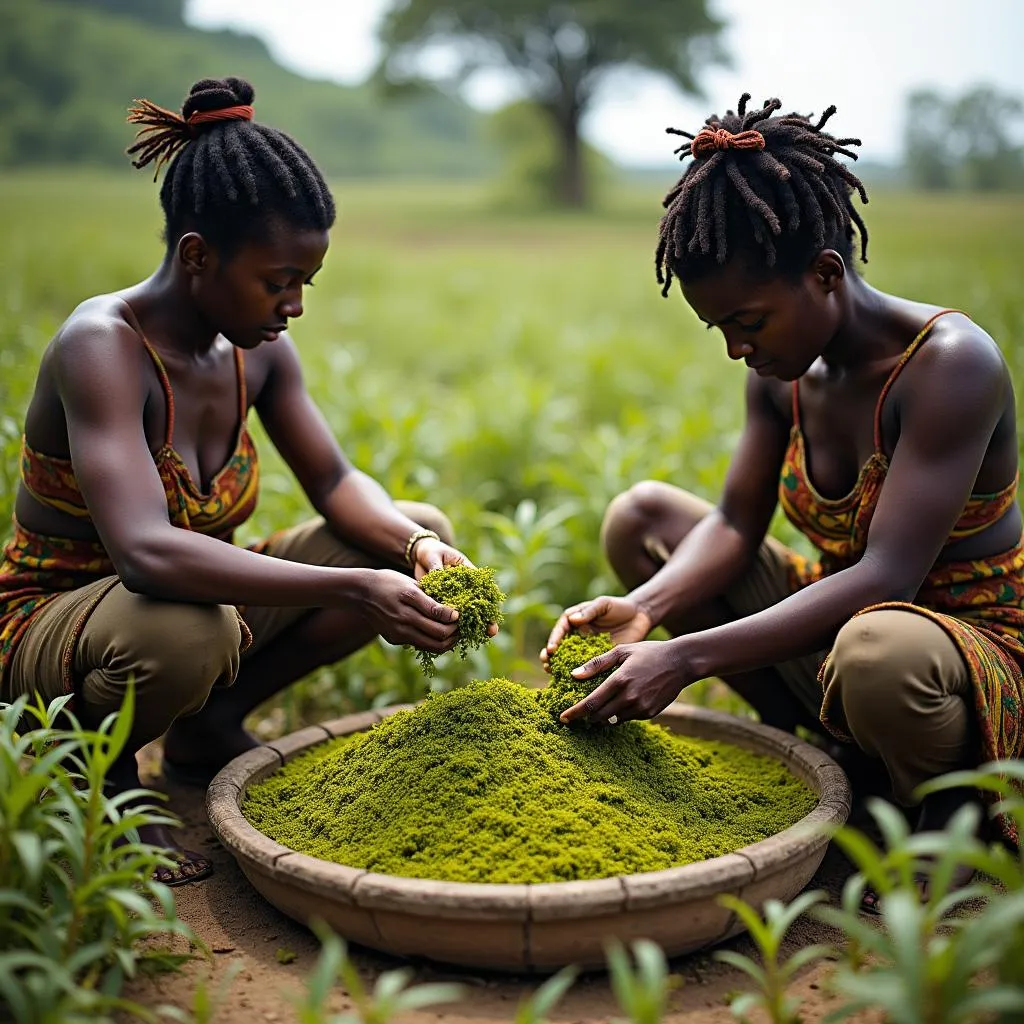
[2,171,1022,733]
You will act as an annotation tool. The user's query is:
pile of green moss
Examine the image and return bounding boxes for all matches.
[244,679,816,885]
[415,565,505,673]
[536,631,615,722]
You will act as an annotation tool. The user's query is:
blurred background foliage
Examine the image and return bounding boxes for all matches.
[4,0,1023,205]
[0,0,494,177]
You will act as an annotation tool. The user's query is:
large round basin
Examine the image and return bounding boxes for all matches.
[207,704,850,972]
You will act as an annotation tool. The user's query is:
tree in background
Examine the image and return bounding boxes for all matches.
[904,85,1024,191]
[377,0,725,208]
[487,99,611,208]
[904,90,955,190]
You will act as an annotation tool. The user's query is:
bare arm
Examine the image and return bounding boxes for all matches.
[55,321,457,650]
[681,337,1008,677]
[564,331,1011,723]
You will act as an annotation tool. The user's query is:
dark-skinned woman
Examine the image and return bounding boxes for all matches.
[0,77,494,885]
[543,95,1022,913]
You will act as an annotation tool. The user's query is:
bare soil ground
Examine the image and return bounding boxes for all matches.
[123,743,882,1024]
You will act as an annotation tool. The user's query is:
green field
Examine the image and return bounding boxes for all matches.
[2,172,1022,732]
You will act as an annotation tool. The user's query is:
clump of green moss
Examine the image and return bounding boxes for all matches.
[415,565,505,673]
[536,632,615,722]
[244,679,817,885]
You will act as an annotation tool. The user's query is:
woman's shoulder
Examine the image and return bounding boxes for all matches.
[889,306,1013,441]
[49,294,143,364]
[42,294,151,403]
[903,306,1008,388]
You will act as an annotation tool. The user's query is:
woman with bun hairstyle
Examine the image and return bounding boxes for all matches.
[0,77,487,885]
[544,95,1022,911]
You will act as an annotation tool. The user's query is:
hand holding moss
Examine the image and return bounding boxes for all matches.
[415,565,504,674]
[537,632,617,723]
[541,595,652,673]
[560,637,696,726]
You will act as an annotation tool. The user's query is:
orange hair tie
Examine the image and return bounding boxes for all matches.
[187,104,254,129]
[690,127,765,159]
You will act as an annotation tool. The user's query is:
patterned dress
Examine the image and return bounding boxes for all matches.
[0,337,258,692]
[778,310,1024,839]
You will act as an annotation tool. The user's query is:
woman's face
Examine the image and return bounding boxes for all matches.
[187,219,330,349]
[679,252,845,381]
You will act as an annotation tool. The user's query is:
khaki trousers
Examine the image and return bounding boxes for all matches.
[644,488,972,806]
[2,503,452,747]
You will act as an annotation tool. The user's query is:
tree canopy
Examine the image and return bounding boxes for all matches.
[378,0,726,206]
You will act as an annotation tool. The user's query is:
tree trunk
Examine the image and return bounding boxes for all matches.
[556,110,586,208]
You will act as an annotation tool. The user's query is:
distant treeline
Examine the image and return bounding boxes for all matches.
[2,0,497,177]
[904,87,1024,192]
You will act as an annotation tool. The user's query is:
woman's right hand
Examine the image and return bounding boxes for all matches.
[360,569,460,653]
[540,596,653,671]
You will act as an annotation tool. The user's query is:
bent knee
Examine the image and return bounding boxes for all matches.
[80,594,241,728]
[828,609,959,724]
[135,598,239,661]
[600,481,708,561]
[102,594,238,688]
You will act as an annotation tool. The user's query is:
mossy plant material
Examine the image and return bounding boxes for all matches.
[537,631,615,721]
[244,682,816,885]
[414,565,505,673]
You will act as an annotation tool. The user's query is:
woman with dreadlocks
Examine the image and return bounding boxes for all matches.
[544,95,1022,909]
[0,77,489,885]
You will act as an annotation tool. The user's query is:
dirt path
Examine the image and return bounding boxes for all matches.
[125,746,879,1023]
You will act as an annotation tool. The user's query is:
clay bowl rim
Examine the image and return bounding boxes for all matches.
[208,703,852,919]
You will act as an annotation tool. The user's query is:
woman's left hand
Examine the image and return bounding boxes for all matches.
[411,539,500,637]
[559,639,697,725]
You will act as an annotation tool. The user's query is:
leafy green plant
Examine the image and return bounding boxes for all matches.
[478,498,579,676]
[811,766,1024,1024]
[715,890,832,1024]
[514,965,578,1024]
[606,938,682,1024]
[292,920,464,1024]
[816,797,990,938]
[919,762,1024,1006]
[0,688,200,1023]
[821,887,1024,1024]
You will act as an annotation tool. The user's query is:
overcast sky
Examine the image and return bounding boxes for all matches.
[186,0,1024,166]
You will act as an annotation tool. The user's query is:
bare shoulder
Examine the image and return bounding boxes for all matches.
[905,311,1010,401]
[47,295,151,400]
[52,294,144,366]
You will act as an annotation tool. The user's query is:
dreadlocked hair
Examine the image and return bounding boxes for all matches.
[126,76,335,255]
[656,94,869,296]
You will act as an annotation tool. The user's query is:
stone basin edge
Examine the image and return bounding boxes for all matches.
[207,702,851,920]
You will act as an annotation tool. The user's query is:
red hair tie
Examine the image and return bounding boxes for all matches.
[187,105,254,130]
[691,127,765,159]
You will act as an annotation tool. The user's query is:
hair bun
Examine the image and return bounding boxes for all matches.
[182,77,255,120]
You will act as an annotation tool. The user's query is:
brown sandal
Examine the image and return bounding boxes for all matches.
[153,849,214,887]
